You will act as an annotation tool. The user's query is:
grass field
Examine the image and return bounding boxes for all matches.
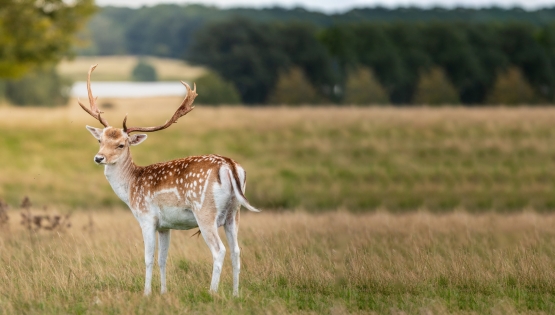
[1,210,555,314]
[2,103,555,212]
[57,56,206,81]
[3,104,555,313]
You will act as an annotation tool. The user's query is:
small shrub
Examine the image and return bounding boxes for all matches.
[486,67,539,105]
[19,196,71,232]
[343,67,389,105]
[413,67,460,105]
[5,67,72,106]
[132,59,157,82]
[195,72,241,105]
[268,67,322,105]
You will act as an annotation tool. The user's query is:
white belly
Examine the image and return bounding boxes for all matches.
[157,206,198,230]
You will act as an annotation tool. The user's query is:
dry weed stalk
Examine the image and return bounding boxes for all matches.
[19,196,72,232]
[82,214,94,233]
[0,198,9,229]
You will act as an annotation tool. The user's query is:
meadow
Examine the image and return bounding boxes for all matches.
[1,210,555,314]
[2,102,555,212]
[3,104,555,313]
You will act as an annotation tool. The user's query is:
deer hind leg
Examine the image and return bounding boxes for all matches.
[224,206,241,296]
[197,219,226,293]
[158,229,171,294]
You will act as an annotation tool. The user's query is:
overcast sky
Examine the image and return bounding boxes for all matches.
[95,0,555,12]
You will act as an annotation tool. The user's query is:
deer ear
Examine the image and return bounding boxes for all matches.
[129,134,148,146]
[86,125,103,140]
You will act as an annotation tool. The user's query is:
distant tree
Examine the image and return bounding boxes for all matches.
[498,23,555,102]
[486,67,539,105]
[189,18,288,104]
[195,72,241,105]
[276,23,335,100]
[132,60,158,81]
[0,0,95,78]
[419,23,482,104]
[413,67,459,105]
[267,67,322,105]
[5,67,72,106]
[343,68,389,105]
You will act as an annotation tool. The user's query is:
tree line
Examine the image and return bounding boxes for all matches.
[82,5,555,58]
[5,3,555,105]
[188,19,555,105]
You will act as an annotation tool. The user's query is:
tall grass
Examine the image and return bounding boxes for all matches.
[0,210,554,314]
[3,103,555,211]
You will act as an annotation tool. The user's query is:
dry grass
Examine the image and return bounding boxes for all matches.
[0,210,554,314]
[58,56,207,81]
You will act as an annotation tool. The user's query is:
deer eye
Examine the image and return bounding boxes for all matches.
[98,140,101,143]
[118,144,124,148]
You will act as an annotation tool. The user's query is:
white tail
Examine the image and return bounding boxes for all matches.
[228,169,260,213]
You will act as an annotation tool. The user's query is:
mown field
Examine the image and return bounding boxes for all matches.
[57,56,206,81]
[1,210,555,314]
[2,103,555,212]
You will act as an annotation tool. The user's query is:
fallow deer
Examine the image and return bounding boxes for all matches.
[80,65,260,296]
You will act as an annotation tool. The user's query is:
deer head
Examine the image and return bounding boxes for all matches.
[80,65,198,165]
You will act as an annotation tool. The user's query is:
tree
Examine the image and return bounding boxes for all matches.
[486,67,539,105]
[132,60,158,81]
[5,67,72,106]
[276,23,335,100]
[267,67,322,105]
[413,67,459,105]
[0,0,95,78]
[188,18,288,104]
[195,72,241,105]
[343,68,389,105]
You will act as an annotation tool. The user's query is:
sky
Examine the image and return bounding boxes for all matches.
[95,0,555,12]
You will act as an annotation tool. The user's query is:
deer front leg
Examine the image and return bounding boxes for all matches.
[158,230,171,294]
[140,222,156,296]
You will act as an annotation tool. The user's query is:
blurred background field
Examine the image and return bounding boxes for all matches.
[3,104,555,213]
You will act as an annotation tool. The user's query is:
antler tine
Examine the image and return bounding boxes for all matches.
[77,64,109,127]
[124,81,197,134]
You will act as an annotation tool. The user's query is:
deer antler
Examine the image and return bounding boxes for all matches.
[78,64,110,127]
[123,81,197,134]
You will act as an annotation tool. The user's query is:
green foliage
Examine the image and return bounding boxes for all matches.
[0,0,95,78]
[267,67,322,105]
[413,67,460,105]
[4,68,72,106]
[85,5,555,60]
[486,67,539,105]
[188,18,287,104]
[195,72,241,105]
[81,6,555,105]
[188,18,333,104]
[131,60,157,81]
[343,67,389,105]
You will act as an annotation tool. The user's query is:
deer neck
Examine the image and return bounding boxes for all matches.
[104,149,139,206]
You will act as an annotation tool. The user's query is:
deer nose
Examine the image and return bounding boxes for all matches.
[94,155,105,164]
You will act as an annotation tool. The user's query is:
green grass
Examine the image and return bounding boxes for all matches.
[3,105,555,211]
